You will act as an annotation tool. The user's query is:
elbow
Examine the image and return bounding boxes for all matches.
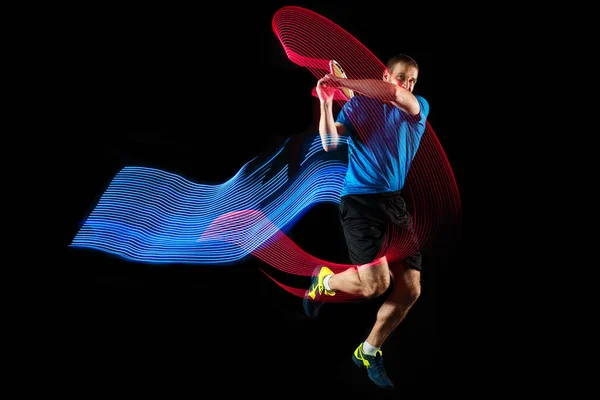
[322,142,340,152]
[321,135,340,152]
[394,89,420,115]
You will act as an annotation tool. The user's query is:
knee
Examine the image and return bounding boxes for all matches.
[362,274,391,299]
[391,265,421,306]
[404,284,421,306]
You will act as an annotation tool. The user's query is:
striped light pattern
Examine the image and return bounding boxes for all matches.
[71,136,349,266]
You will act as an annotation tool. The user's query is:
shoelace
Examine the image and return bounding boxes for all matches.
[312,281,324,296]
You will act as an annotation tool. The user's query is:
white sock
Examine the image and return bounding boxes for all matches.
[323,274,333,291]
[362,341,379,356]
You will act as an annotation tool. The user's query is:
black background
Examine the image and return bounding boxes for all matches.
[50,1,466,396]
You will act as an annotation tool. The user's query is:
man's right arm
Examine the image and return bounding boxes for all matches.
[319,99,347,152]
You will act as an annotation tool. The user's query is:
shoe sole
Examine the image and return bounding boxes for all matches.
[304,265,324,300]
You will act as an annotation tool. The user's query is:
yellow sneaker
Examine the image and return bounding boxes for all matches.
[303,265,335,318]
[352,343,394,389]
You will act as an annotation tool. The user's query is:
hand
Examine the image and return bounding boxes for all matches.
[316,75,338,102]
[320,73,342,87]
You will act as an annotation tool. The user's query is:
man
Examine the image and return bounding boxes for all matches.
[303,53,429,389]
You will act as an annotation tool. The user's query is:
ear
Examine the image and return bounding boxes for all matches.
[383,69,390,81]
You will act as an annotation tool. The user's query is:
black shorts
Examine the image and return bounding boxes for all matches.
[339,190,422,270]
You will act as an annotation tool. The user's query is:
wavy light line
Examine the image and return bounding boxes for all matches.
[71,135,349,265]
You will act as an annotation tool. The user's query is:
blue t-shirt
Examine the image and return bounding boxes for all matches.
[336,95,429,196]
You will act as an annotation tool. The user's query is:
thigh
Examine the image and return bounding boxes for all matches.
[357,255,391,284]
[340,194,388,265]
[384,194,422,270]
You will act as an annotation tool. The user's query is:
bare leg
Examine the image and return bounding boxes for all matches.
[328,256,391,298]
[364,261,421,348]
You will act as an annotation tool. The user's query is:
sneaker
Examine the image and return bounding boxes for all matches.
[303,265,335,318]
[352,342,394,389]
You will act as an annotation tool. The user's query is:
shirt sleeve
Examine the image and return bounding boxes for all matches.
[407,95,429,134]
[335,97,357,133]
[417,95,429,121]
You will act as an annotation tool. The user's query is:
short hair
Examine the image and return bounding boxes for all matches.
[386,53,418,71]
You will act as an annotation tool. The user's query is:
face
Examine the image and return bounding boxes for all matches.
[384,61,418,92]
